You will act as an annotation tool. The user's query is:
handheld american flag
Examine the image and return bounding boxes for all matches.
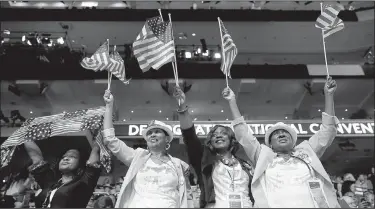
[315,4,345,39]
[108,50,131,85]
[0,107,112,173]
[133,16,175,72]
[81,41,110,71]
[218,18,238,79]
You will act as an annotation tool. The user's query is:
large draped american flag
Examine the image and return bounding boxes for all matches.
[218,18,237,79]
[80,41,110,71]
[315,4,345,39]
[133,16,175,72]
[0,107,112,173]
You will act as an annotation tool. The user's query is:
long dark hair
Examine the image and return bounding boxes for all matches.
[206,125,240,154]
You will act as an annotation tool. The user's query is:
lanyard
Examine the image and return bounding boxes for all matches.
[42,179,70,208]
[290,155,316,179]
[226,166,236,192]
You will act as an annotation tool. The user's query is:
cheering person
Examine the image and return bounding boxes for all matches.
[101,90,191,208]
[23,130,101,208]
[224,77,340,208]
[174,87,254,208]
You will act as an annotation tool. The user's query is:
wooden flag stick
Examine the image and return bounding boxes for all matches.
[168,13,181,106]
[218,17,229,88]
[158,9,164,21]
[168,13,179,86]
[107,39,113,90]
[320,3,330,79]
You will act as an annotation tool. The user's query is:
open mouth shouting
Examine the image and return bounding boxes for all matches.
[213,136,228,145]
[149,137,159,143]
[277,135,289,144]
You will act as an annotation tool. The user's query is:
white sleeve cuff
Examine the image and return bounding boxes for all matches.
[231,116,246,127]
[322,112,340,125]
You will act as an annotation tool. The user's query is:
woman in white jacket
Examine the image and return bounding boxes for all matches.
[224,77,340,208]
[101,90,191,208]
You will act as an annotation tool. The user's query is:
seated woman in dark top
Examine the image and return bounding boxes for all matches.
[173,87,255,208]
[23,130,101,208]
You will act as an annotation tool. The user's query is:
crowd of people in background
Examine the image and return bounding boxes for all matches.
[330,168,375,208]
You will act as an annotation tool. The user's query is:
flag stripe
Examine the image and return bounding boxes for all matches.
[323,22,344,38]
[152,53,175,70]
[138,41,174,68]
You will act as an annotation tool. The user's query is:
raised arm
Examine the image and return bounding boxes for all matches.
[222,87,261,165]
[24,141,43,165]
[85,130,100,164]
[102,90,135,167]
[173,87,204,173]
[24,141,55,189]
[80,131,101,188]
[308,77,340,158]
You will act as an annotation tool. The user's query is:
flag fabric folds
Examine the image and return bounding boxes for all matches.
[0,107,112,173]
[218,18,238,79]
[108,51,130,84]
[315,4,345,38]
[133,16,175,72]
[81,41,110,71]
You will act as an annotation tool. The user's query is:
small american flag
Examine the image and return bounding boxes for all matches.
[315,4,345,39]
[80,41,110,72]
[1,107,112,173]
[108,50,131,85]
[218,18,238,78]
[133,16,175,72]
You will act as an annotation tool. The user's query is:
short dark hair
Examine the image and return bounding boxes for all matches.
[53,148,89,176]
[206,125,240,154]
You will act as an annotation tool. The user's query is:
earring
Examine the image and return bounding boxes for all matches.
[165,143,170,150]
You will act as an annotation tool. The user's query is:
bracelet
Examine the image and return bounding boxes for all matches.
[86,161,101,169]
[28,160,48,173]
[177,105,189,113]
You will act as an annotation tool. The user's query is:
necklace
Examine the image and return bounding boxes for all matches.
[218,154,237,167]
[149,153,181,191]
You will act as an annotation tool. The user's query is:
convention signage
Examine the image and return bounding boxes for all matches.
[113,120,374,138]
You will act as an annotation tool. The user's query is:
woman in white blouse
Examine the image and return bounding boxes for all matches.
[101,90,191,208]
